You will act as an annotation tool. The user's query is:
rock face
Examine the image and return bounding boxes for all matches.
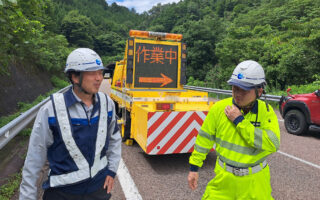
[0,61,53,117]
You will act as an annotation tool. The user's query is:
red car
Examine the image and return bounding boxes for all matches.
[279,88,320,135]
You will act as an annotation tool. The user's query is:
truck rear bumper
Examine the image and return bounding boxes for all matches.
[144,111,208,155]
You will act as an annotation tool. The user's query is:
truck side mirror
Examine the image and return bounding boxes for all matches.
[104,63,116,79]
[103,69,112,79]
[315,89,320,97]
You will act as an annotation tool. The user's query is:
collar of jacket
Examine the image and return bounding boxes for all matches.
[232,98,258,114]
[64,87,98,108]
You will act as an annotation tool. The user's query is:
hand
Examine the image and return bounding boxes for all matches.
[103,175,114,194]
[225,105,242,122]
[188,171,199,190]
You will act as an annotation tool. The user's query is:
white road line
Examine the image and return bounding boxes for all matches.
[277,151,320,170]
[117,158,143,200]
[276,116,320,169]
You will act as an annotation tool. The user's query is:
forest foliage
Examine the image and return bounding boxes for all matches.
[1,0,319,91]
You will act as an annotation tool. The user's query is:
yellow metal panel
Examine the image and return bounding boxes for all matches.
[111,61,124,87]
[111,87,212,112]
[131,104,149,153]
[110,92,122,105]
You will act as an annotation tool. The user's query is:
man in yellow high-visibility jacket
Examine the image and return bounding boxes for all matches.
[188,60,280,200]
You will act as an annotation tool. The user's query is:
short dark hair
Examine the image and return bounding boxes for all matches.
[66,71,81,84]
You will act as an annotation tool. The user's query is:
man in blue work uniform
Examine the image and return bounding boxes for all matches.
[19,48,121,200]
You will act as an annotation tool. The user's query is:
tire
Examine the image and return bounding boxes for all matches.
[284,109,308,135]
[122,112,131,142]
[114,101,122,118]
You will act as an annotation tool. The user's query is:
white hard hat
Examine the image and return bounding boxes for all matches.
[227,60,266,90]
[65,48,105,73]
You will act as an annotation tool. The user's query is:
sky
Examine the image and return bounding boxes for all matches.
[106,0,181,14]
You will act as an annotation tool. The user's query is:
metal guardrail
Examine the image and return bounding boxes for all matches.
[0,86,71,150]
[0,85,281,150]
[183,85,282,102]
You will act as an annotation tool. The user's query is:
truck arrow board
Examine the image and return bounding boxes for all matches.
[139,73,173,87]
[134,42,178,88]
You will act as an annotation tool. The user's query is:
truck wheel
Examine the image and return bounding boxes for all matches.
[122,112,131,142]
[114,102,122,118]
[284,110,307,135]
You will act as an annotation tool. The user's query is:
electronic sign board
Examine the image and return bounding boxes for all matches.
[134,43,178,88]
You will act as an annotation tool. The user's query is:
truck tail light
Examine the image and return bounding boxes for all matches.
[156,103,173,111]
[115,81,121,87]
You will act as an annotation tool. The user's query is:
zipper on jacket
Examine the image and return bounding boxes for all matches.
[81,103,91,126]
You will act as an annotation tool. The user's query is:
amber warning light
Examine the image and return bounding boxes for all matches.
[129,30,183,41]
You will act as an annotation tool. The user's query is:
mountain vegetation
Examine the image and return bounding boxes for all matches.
[1,0,319,91]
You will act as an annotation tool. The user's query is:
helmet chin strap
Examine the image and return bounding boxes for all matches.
[74,72,91,95]
[255,87,263,99]
[239,87,261,112]
[239,100,256,114]
[238,87,268,114]
[234,88,258,114]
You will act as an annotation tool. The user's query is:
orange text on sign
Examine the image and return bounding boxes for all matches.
[136,46,177,64]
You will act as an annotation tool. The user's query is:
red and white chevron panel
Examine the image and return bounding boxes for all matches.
[146,111,208,155]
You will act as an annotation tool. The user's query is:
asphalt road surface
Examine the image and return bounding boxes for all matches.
[99,81,320,200]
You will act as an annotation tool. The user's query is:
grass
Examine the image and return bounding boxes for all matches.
[0,172,22,200]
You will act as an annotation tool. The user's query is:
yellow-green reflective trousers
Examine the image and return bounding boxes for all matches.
[202,160,274,200]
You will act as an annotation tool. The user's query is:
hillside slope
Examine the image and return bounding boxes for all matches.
[0,62,53,117]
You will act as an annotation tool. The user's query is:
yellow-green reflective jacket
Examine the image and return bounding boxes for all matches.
[189,97,280,168]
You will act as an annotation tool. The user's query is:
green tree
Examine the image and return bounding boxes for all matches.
[0,0,43,74]
[94,32,125,58]
[27,33,70,72]
[61,10,96,48]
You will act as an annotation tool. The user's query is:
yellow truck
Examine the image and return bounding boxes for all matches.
[107,30,212,155]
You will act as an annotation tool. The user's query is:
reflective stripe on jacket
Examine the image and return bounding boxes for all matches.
[189,97,280,168]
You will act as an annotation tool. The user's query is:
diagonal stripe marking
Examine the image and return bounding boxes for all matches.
[187,143,195,153]
[148,112,171,136]
[171,119,203,153]
[150,112,192,155]
[147,112,179,143]
[173,128,198,154]
[148,112,156,121]
[147,112,186,153]
[157,112,197,154]
[197,111,207,120]
[148,112,162,128]
[159,113,203,154]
